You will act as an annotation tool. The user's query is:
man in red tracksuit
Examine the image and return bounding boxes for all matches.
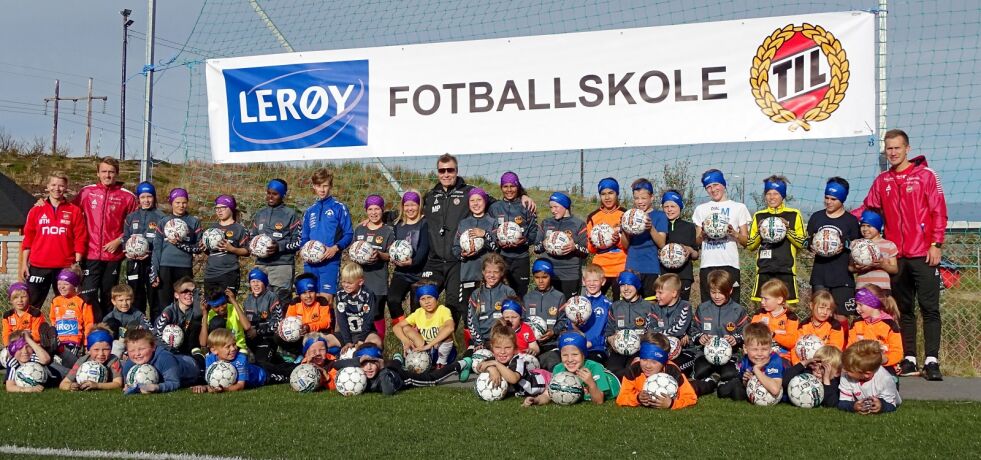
[20,171,88,307]
[856,129,947,381]
[73,157,137,317]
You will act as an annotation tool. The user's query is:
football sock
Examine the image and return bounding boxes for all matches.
[905,356,918,365]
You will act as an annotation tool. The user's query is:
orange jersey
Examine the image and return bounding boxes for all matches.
[849,317,903,367]
[585,207,627,277]
[2,308,46,345]
[791,319,845,365]
[286,300,333,333]
[616,364,697,410]
[751,309,799,361]
[49,295,95,345]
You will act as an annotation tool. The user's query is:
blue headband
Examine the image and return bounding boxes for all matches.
[86,330,114,349]
[295,277,317,294]
[558,332,587,354]
[661,190,684,210]
[302,337,327,356]
[639,342,668,364]
[617,271,642,292]
[248,268,269,286]
[501,299,523,316]
[764,179,787,198]
[860,210,884,232]
[531,259,554,277]
[825,180,848,202]
[597,178,620,196]
[354,346,384,361]
[207,294,228,308]
[135,181,156,197]
[415,284,438,300]
[701,170,727,188]
[632,181,654,195]
[549,192,572,210]
[267,179,287,197]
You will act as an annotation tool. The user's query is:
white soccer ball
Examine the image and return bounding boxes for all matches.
[278,316,304,342]
[348,240,376,265]
[589,223,618,250]
[335,366,368,396]
[658,243,687,269]
[339,348,356,360]
[621,209,650,235]
[795,334,825,362]
[759,216,788,244]
[612,329,641,355]
[563,296,592,325]
[518,353,540,371]
[812,226,844,257]
[667,336,682,360]
[14,362,47,388]
[474,371,508,401]
[526,316,548,340]
[0,348,9,368]
[703,336,733,365]
[125,363,159,386]
[300,240,329,264]
[249,234,275,258]
[206,361,239,388]
[642,372,679,399]
[458,230,485,255]
[388,239,413,264]
[160,324,184,349]
[290,363,323,393]
[124,234,150,259]
[202,228,226,251]
[788,373,825,408]
[547,371,584,405]
[471,349,495,373]
[163,218,189,241]
[543,230,573,256]
[405,350,431,373]
[850,238,882,266]
[496,221,524,246]
[76,360,109,384]
[746,375,783,406]
[702,212,730,240]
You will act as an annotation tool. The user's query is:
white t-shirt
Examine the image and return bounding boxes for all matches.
[691,199,751,269]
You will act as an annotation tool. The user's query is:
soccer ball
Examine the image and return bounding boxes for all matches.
[642,372,679,399]
[160,324,184,349]
[458,230,485,255]
[563,296,592,325]
[206,361,238,388]
[335,366,368,396]
[759,216,788,244]
[658,243,687,269]
[850,238,882,266]
[518,353,540,371]
[348,240,376,264]
[611,329,641,355]
[405,351,431,373]
[388,239,413,264]
[703,336,733,365]
[75,360,109,384]
[621,209,650,235]
[300,240,329,264]
[339,348,356,360]
[526,316,548,340]
[289,364,323,393]
[589,223,618,250]
[14,362,47,388]
[125,363,159,386]
[667,336,682,360]
[471,349,495,373]
[812,226,844,257]
[795,334,825,362]
[163,218,189,241]
[702,213,730,240]
[278,316,304,342]
[202,228,226,251]
[496,221,524,246]
[746,375,783,406]
[0,348,9,368]
[788,373,825,408]
[249,234,275,258]
[474,371,507,401]
[543,230,573,256]
[547,371,584,405]
[124,234,150,259]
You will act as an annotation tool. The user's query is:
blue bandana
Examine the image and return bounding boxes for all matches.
[354,346,384,361]
[631,181,654,195]
[135,181,156,197]
[701,170,727,188]
[558,332,587,354]
[415,284,439,300]
[531,258,555,277]
[825,180,848,202]
[501,299,523,316]
[764,179,787,198]
[860,210,884,232]
[617,271,642,292]
[267,179,288,197]
[661,190,684,210]
[598,178,620,196]
[549,192,572,210]
[295,276,317,294]
[206,294,228,308]
[86,330,114,349]
[302,337,327,356]
[248,268,269,286]
[639,342,668,364]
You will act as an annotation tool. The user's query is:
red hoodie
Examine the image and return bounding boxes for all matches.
[855,156,947,258]
[73,182,137,262]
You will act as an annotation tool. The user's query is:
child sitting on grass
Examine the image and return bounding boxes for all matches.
[473,321,547,399]
[750,278,799,361]
[393,283,456,366]
[720,323,786,402]
[49,268,95,366]
[59,326,123,391]
[335,263,383,354]
[345,343,473,396]
[500,298,539,355]
[121,329,201,394]
[791,290,844,365]
[4,331,53,393]
[616,332,697,410]
[838,339,901,414]
[2,282,48,347]
[192,329,292,393]
[849,286,903,370]
[524,332,620,407]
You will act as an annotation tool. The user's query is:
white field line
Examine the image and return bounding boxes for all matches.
[0,444,253,460]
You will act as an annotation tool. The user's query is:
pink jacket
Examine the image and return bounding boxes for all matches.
[73,182,137,262]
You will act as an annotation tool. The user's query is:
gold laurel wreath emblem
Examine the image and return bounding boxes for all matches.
[750,23,850,131]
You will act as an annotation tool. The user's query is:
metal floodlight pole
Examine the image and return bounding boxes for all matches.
[121,9,133,160]
[141,0,156,182]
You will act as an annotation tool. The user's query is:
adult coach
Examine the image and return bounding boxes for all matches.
[691,169,751,303]
[858,129,947,381]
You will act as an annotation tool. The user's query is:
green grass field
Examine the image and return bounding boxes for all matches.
[0,385,979,459]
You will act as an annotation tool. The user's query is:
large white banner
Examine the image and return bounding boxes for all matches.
[206,11,875,163]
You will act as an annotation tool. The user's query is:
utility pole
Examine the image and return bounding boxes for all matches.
[44,79,106,156]
[46,80,59,155]
[121,9,134,160]
[84,78,108,156]
[141,0,157,182]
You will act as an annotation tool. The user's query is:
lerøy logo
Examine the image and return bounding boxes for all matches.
[750,24,849,131]
[224,60,369,152]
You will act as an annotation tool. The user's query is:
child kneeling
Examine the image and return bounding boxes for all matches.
[59,326,123,391]
[616,332,697,410]
[524,332,620,406]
